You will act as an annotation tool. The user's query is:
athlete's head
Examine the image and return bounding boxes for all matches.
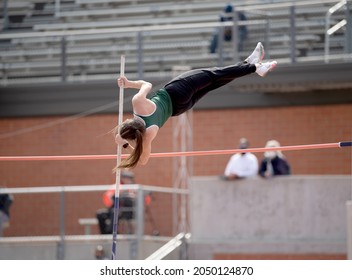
[113,118,146,170]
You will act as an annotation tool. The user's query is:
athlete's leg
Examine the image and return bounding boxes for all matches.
[165,62,255,115]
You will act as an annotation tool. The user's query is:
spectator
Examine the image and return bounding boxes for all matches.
[259,140,291,178]
[223,138,259,180]
[0,190,13,237]
[94,245,108,260]
[96,171,136,235]
[117,171,136,234]
[209,3,248,53]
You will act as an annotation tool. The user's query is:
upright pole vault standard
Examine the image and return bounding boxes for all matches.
[0,142,350,162]
[111,55,125,260]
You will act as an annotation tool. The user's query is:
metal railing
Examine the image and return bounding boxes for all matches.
[145,232,191,260]
[325,0,351,62]
[0,184,189,260]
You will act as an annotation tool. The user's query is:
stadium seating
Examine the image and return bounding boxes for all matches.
[0,0,349,85]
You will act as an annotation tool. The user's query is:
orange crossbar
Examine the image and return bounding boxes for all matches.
[0,142,350,162]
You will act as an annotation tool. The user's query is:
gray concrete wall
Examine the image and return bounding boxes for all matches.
[189,175,351,259]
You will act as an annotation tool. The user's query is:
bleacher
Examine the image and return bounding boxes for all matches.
[0,0,349,86]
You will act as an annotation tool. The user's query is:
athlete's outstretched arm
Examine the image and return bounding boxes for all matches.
[117,76,154,115]
[117,76,152,97]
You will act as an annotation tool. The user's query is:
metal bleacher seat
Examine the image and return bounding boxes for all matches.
[33,14,219,31]
[1,1,61,30]
[33,1,232,31]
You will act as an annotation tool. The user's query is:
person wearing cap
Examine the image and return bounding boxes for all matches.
[223,138,259,180]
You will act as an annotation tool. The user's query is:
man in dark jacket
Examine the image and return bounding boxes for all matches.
[0,192,13,237]
[209,4,248,53]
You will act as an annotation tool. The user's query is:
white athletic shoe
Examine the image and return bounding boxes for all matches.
[245,42,264,64]
[256,61,277,77]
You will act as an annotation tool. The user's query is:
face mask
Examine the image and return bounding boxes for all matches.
[264,151,277,159]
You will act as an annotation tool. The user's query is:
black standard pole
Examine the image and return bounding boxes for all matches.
[340,141,352,147]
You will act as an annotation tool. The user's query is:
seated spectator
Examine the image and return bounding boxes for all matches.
[209,3,248,53]
[223,138,259,180]
[259,140,291,178]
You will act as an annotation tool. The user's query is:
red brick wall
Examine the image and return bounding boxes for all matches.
[0,104,351,237]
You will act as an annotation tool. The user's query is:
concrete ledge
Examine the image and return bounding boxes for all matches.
[189,175,351,259]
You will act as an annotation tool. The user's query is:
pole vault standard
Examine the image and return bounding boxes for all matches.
[0,142,350,162]
[111,55,125,260]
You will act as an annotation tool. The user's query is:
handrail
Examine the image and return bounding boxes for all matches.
[0,20,262,40]
[145,232,191,260]
[325,0,348,62]
[0,184,189,260]
[0,184,189,195]
[239,0,339,12]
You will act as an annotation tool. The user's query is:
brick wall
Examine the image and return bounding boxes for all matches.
[0,103,351,237]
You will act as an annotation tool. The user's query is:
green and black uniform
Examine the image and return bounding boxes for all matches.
[136,62,256,128]
[134,88,173,128]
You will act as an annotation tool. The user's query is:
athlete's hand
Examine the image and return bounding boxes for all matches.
[117,76,129,88]
[115,134,128,148]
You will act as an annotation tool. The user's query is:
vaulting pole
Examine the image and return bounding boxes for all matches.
[111,55,125,260]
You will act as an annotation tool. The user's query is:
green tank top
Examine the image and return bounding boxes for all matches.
[135,88,173,128]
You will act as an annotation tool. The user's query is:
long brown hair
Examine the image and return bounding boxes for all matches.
[112,118,146,171]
